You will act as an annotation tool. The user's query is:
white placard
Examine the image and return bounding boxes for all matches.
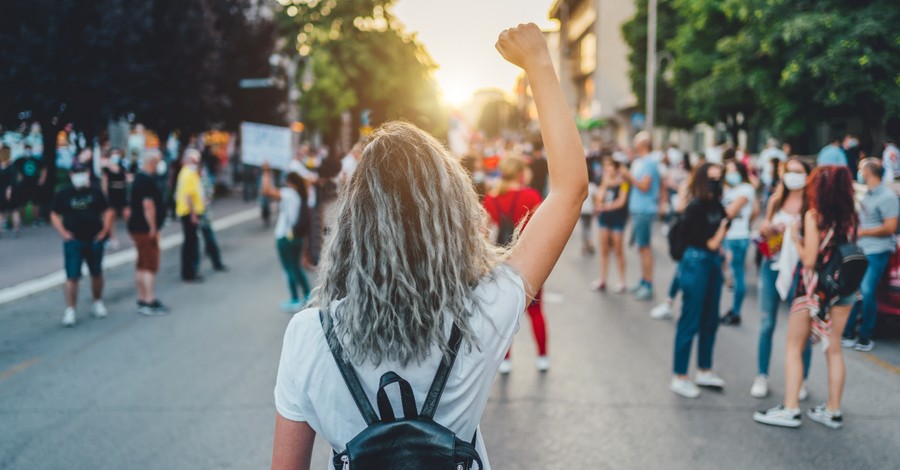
[241,122,292,170]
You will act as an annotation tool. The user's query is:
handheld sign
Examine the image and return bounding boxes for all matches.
[241,122,292,170]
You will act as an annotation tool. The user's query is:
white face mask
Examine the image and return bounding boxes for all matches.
[71,172,90,188]
[783,172,807,191]
[156,160,167,176]
[472,171,485,184]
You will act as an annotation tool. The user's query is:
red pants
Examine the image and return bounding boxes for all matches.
[506,289,548,358]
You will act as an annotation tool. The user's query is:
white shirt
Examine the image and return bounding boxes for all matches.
[723,183,755,240]
[883,144,899,182]
[274,265,526,470]
[341,155,358,181]
[274,187,302,239]
[705,146,723,164]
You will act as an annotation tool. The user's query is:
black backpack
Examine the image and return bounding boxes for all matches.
[491,191,521,247]
[817,228,868,300]
[292,191,313,239]
[320,310,483,470]
[667,212,688,261]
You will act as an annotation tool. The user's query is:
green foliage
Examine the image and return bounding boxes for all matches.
[622,0,900,141]
[277,0,446,144]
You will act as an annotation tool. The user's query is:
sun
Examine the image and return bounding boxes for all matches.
[437,72,473,107]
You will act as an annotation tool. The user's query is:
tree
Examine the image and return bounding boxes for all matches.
[621,0,693,130]
[277,0,446,146]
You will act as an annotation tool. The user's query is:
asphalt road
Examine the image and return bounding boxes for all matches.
[1,217,898,469]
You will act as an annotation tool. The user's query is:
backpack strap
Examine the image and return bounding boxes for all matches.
[319,309,380,425]
[420,322,463,418]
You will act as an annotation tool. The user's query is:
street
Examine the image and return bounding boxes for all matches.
[1,207,898,469]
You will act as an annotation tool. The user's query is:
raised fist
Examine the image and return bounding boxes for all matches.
[496,23,551,71]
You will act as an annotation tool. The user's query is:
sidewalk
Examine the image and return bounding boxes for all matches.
[0,194,262,292]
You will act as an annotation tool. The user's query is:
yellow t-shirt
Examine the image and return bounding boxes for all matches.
[175,166,205,217]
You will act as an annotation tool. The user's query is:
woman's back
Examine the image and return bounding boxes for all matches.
[275,266,525,469]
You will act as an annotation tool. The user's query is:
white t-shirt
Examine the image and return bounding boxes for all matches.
[723,183,755,240]
[582,182,597,214]
[274,187,302,239]
[274,265,526,470]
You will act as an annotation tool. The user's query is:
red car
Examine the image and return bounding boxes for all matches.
[876,239,900,317]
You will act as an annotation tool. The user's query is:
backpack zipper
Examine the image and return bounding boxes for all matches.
[341,455,349,470]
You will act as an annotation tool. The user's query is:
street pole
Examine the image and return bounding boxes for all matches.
[646,0,657,137]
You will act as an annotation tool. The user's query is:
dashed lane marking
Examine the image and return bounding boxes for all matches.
[863,352,900,375]
[0,357,41,382]
[0,208,258,307]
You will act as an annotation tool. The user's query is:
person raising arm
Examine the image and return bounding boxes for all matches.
[495,23,589,299]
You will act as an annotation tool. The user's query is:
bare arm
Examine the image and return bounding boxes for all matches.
[859,217,898,237]
[797,211,820,268]
[50,212,73,240]
[706,219,729,251]
[271,414,315,470]
[143,199,157,236]
[496,24,588,298]
[96,209,114,241]
[261,165,282,201]
[725,196,748,219]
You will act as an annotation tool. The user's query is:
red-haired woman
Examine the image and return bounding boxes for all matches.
[754,165,859,429]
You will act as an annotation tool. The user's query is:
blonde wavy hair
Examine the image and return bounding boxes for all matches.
[312,121,507,366]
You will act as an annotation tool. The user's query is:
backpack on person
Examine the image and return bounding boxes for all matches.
[320,310,483,470]
[491,191,521,247]
[817,227,868,302]
[667,211,688,261]
[292,191,313,239]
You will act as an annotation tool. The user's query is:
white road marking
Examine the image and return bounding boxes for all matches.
[0,208,259,306]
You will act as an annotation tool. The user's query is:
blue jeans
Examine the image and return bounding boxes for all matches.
[668,270,681,300]
[724,238,750,316]
[844,252,891,341]
[63,239,105,280]
[276,237,311,302]
[673,247,722,375]
[757,259,811,377]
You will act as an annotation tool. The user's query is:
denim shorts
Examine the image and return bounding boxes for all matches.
[599,217,626,232]
[63,239,105,280]
[629,212,655,248]
[833,292,859,307]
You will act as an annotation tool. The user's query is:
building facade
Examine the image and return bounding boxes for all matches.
[550,0,637,148]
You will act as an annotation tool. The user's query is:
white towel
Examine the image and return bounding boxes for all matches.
[776,227,800,300]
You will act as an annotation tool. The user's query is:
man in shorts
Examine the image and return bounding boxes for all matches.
[128,150,169,315]
[622,131,662,301]
[50,164,113,327]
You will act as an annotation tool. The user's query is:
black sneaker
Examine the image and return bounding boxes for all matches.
[213,264,229,272]
[149,300,171,313]
[720,311,741,326]
[853,338,874,352]
[136,301,155,316]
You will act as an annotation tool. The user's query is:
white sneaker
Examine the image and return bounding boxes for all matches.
[799,382,809,402]
[753,405,802,428]
[498,360,512,375]
[62,307,76,327]
[695,371,726,389]
[807,404,843,429]
[840,336,858,348]
[671,377,700,398]
[91,300,108,318]
[750,375,769,398]
[650,301,673,320]
[535,355,550,372]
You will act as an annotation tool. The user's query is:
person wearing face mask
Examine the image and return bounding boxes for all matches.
[841,159,899,351]
[128,149,169,316]
[751,158,812,399]
[101,149,129,250]
[50,163,114,327]
[669,163,730,398]
[842,134,861,174]
[483,156,548,374]
[720,161,757,326]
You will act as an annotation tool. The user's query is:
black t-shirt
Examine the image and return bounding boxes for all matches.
[0,165,15,192]
[683,199,726,250]
[528,157,549,194]
[52,186,108,240]
[128,172,164,233]
[585,151,603,184]
[14,156,41,186]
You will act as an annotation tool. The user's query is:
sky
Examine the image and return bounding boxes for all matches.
[392,0,558,106]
